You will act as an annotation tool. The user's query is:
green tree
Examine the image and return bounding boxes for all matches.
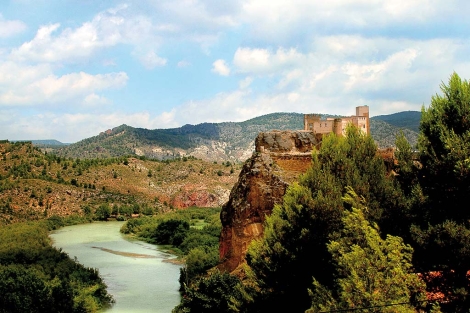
[95,204,111,221]
[411,73,470,311]
[153,219,189,246]
[184,246,219,282]
[173,270,251,313]
[246,126,405,312]
[307,189,427,313]
[418,72,470,222]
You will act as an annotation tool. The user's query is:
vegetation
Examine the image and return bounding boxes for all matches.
[408,72,470,311]
[5,73,469,312]
[245,125,409,312]
[0,219,112,312]
[120,207,221,287]
[370,119,419,148]
[307,189,426,313]
[173,73,470,312]
[0,141,237,311]
[52,112,419,161]
[0,141,238,225]
[372,111,422,132]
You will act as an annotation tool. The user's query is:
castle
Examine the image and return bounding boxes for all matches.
[303,105,370,136]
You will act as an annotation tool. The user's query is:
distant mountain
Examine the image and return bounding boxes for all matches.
[371,111,421,133]
[13,139,69,147]
[56,111,420,161]
[32,139,69,146]
[56,113,305,161]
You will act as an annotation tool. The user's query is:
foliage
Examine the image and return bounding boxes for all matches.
[173,270,251,313]
[407,72,470,311]
[0,221,112,312]
[307,189,427,313]
[94,204,111,221]
[245,126,405,312]
[372,110,422,133]
[49,111,419,160]
[120,207,222,290]
[371,119,419,148]
[153,219,190,246]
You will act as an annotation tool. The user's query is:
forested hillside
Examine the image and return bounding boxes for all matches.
[372,111,421,132]
[54,111,420,161]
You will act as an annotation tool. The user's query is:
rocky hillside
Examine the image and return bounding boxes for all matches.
[0,141,239,225]
[54,111,421,162]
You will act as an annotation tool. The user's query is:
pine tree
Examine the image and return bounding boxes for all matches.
[246,126,405,312]
[307,188,427,313]
[411,73,470,311]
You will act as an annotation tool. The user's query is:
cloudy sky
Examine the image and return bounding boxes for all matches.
[1,0,470,142]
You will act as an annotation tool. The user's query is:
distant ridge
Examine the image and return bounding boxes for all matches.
[31,139,69,146]
[54,111,421,161]
[371,111,421,133]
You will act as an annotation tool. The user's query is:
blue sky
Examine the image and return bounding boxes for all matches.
[1,0,470,142]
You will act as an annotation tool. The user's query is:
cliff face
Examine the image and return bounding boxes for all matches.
[219,130,318,272]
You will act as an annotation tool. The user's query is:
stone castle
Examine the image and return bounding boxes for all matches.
[303,105,370,136]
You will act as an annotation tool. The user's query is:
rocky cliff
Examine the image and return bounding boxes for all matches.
[219,130,318,272]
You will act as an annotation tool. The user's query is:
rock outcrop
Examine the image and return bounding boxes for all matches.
[219,130,318,272]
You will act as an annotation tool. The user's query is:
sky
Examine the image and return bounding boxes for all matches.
[1,0,470,143]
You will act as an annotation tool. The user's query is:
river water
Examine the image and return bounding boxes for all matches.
[50,221,182,313]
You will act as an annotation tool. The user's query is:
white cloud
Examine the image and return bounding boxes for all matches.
[83,93,111,106]
[239,76,253,89]
[0,15,27,38]
[9,5,157,64]
[233,47,303,75]
[212,59,231,76]
[0,61,128,106]
[134,50,167,69]
[177,60,191,68]
[240,0,470,44]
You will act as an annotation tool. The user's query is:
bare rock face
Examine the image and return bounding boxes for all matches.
[255,130,319,153]
[170,185,230,209]
[219,130,318,272]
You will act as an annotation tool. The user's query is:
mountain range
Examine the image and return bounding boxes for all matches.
[52,111,421,162]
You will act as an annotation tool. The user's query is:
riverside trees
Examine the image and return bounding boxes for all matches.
[0,221,113,313]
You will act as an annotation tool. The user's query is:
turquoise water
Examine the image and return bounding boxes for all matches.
[50,221,181,313]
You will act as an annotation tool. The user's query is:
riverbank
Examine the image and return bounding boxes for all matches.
[51,221,182,313]
[0,219,113,312]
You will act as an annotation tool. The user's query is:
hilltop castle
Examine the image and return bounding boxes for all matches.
[304,105,370,136]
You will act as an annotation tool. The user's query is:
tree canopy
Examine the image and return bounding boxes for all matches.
[408,72,470,311]
[307,189,426,313]
[246,125,407,312]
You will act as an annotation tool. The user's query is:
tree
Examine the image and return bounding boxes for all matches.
[246,126,405,312]
[95,204,111,220]
[174,270,251,313]
[153,219,189,246]
[418,72,470,223]
[411,73,470,311]
[307,189,427,313]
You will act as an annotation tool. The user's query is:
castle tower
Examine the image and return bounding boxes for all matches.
[356,105,370,135]
[304,114,321,131]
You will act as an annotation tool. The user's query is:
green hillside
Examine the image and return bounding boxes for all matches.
[54,111,420,161]
[371,111,421,132]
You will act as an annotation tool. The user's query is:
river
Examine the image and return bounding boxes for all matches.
[50,221,182,313]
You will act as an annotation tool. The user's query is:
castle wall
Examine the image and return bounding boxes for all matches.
[312,119,334,134]
[304,106,370,136]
